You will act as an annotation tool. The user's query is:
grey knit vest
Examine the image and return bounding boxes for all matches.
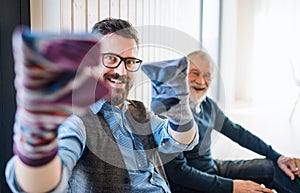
[67,100,167,193]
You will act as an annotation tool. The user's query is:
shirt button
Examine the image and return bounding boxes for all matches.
[162,143,165,146]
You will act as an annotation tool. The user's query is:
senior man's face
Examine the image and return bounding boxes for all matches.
[188,56,212,104]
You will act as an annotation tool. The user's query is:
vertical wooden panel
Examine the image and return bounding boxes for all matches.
[148,0,155,25]
[136,0,143,27]
[142,0,150,25]
[43,0,61,32]
[153,0,160,60]
[30,0,43,31]
[73,0,86,32]
[138,0,152,104]
[87,0,99,31]
[157,0,166,60]
[141,0,150,63]
[110,0,120,18]
[128,0,136,25]
[119,0,128,20]
[61,0,73,33]
[99,0,110,19]
[146,0,156,104]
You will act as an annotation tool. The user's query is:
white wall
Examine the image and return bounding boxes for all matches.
[219,0,238,108]
[222,0,300,106]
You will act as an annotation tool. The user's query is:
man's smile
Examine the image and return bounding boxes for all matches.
[191,85,206,92]
[104,73,128,87]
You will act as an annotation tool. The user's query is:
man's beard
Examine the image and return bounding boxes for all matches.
[189,84,207,108]
[105,74,133,106]
[110,87,129,106]
[190,91,206,104]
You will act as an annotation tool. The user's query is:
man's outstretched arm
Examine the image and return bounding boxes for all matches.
[6,28,109,192]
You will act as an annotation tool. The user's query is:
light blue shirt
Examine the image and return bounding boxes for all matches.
[6,99,198,193]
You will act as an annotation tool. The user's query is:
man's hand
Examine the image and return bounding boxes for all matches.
[277,155,300,180]
[233,180,273,193]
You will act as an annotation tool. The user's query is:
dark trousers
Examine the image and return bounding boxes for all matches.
[170,159,300,193]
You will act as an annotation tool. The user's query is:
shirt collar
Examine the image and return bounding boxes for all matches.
[89,99,130,114]
[90,99,106,114]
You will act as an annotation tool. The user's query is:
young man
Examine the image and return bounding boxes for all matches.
[6,18,198,192]
[163,50,300,193]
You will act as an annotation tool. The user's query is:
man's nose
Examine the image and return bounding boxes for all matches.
[114,61,127,75]
[195,75,206,84]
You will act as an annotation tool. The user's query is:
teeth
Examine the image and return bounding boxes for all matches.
[110,78,123,84]
[194,87,204,91]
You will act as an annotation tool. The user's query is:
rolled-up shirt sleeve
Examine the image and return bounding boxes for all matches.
[5,115,86,193]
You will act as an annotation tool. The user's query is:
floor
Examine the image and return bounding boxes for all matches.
[211,99,300,160]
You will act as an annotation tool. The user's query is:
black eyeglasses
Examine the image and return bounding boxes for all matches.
[101,53,142,72]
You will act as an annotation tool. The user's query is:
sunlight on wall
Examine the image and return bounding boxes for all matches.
[251,0,300,103]
[235,0,300,105]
